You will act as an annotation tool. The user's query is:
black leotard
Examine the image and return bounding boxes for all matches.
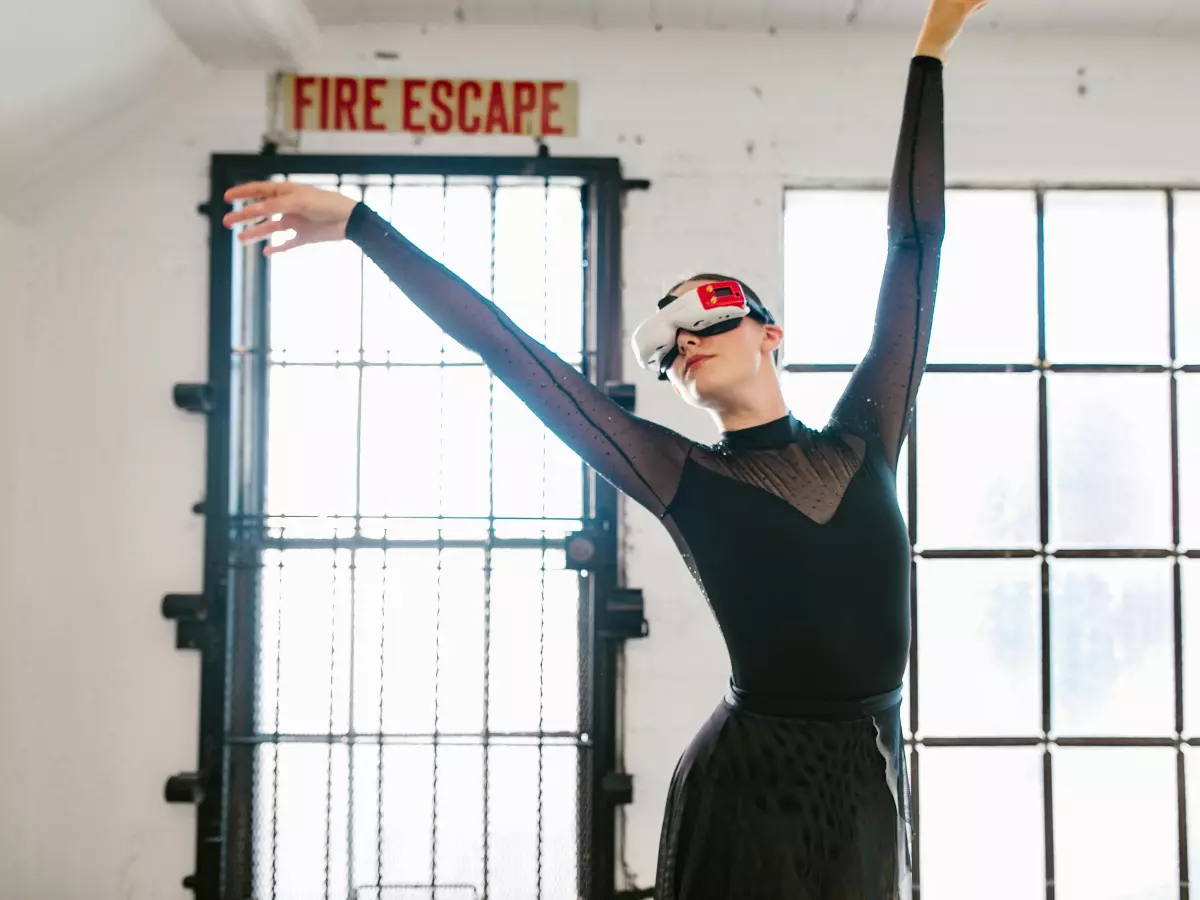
[345,55,944,899]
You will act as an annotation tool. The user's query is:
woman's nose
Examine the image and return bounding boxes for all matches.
[677,331,700,350]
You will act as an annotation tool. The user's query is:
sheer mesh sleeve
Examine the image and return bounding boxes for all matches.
[345,203,692,518]
[832,56,946,468]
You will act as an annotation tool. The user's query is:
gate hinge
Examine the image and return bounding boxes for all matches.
[601,771,634,805]
[604,382,636,413]
[599,588,648,640]
[564,522,615,572]
[162,593,209,650]
[173,383,214,414]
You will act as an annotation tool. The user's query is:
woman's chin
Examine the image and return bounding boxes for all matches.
[681,372,727,408]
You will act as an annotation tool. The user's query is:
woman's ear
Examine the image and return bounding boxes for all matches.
[763,323,784,354]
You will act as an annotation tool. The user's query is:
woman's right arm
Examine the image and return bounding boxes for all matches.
[224,185,692,518]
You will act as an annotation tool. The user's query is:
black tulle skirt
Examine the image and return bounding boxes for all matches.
[654,687,910,900]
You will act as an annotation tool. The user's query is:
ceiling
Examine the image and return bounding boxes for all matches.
[304,0,1200,34]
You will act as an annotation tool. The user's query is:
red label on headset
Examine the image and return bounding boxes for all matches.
[697,281,747,311]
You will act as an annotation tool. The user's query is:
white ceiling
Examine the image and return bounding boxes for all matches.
[304,0,1200,34]
[0,0,316,221]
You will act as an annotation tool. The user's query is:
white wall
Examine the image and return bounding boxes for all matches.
[2,22,1200,898]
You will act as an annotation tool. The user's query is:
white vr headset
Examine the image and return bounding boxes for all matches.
[631,280,775,380]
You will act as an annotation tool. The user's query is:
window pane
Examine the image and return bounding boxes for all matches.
[783,190,887,363]
[916,373,1039,549]
[258,548,353,735]
[348,549,519,739]
[927,191,1039,363]
[1176,191,1200,363]
[1051,560,1174,735]
[1048,374,1172,548]
[916,560,1041,736]
[487,549,580,734]
[433,550,487,735]
[378,744,437,887]
[359,365,493,519]
[353,548,487,735]
[782,371,908,527]
[1182,375,1200,550]
[1053,747,1178,900]
[1044,191,1170,363]
[917,747,1043,900]
[1184,560,1200,736]
[493,379,585,521]
[361,181,451,365]
[268,183,365,363]
[254,742,351,899]
[266,364,359,517]
[1187,746,1200,886]
[484,742,579,900]
[495,179,584,363]
[436,744,486,887]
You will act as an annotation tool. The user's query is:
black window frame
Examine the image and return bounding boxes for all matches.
[176,153,631,900]
[783,183,1200,898]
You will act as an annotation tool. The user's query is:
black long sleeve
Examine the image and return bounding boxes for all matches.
[832,56,946,468]
[345,204,693,518]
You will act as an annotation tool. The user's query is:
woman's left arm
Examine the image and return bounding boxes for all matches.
[831,0,988,469]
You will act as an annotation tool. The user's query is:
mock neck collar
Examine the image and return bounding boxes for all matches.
[718,414,800,452]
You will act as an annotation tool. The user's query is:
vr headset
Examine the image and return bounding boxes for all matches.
[631,280,776,380]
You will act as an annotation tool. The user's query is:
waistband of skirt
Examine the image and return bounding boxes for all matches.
[724,681,903,720]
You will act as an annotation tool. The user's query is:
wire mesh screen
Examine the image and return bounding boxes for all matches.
[230,174,593,900]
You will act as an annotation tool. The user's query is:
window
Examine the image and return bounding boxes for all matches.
[189,157,627,900]
[783,187,1200,899]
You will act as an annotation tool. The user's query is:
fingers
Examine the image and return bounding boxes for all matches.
[263,233,313,257]
[236,213,303,244]
[222,196,299,229]
[224,181,287,203]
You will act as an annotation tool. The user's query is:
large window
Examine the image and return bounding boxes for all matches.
[189,157,628,900]
[784,188,1200,899]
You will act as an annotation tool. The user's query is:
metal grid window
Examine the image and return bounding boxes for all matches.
[191,156,628,900]
[783,187,1200,900]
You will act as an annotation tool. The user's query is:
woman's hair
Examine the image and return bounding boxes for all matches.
[664,273,780,367]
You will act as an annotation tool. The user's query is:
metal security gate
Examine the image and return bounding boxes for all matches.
[171,155,632,900]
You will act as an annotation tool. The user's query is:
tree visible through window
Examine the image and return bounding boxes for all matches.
[783,187,1200,900]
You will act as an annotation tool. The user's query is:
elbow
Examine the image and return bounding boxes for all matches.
[887,220,945,251]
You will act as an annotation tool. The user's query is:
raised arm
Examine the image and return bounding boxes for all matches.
[831,0,986,468]
[830,55,945,467]
[223,184,692,518]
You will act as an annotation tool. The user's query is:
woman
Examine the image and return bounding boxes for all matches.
[224,1,985,895]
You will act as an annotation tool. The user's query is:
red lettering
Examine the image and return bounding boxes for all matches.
[485,82,510,134]
[363,78,386,131]
[457,81,482,133]
[334,78,359,130]
[540,81,564,136]
[429,80,454,133]
[512,81,537,135]
[402,79,427,133]
[293,76,315,130]
[319,76,330,130]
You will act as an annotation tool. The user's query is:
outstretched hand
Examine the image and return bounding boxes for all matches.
[222,181,358,256]
[915,0,990,60]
